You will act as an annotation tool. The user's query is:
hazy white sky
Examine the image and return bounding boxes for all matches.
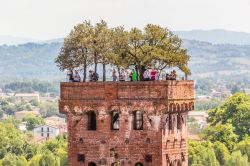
[1,0,250,40]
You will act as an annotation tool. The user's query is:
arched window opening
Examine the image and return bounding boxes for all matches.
[88,162,96,166]
[88,111,96,130]
[134,111,143,130]
[135,162,143,166]
[111,111,119,130]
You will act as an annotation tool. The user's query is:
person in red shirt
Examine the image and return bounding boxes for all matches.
[150,68,157,81]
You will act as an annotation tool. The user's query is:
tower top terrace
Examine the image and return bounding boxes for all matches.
[59,80,194,114]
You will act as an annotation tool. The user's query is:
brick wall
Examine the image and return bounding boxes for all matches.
[59,81,194,166]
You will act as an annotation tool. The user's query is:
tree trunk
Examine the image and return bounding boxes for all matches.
[118,67,121,80]
[83,61,87,82]
[103,63,106,82]
[94,52,98,73]
[136,65,141,81]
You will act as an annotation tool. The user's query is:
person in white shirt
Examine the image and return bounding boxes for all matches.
[73,70,81,82]
[143,69,150,81]
[112,69,117,82]
[119,69,126,81]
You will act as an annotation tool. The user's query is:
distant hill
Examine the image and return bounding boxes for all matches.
[0,40,250,81]
[2,29,250,46]
[183,40,250,77]
[0,42,63,80]
[0,35,37,45]
[175,29,250,45]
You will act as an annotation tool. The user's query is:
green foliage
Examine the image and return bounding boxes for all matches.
[191,93,250,166]
[0,120,25,159]
[187,117,201,135]
[199,124,238,150]
[29,154,41,166]
[189,140,250,166]
[23,143,38,161]
[189,141,220,166]
[0,153,28,166]
[0,119,67,165]
[38,101,59,118]
[23,114,45,130]
[2,80,59,95]
[212,142,230,166]
[1,103,16,115]
[30,99,39,107]
[41,136,67,153]
[225,150,249,166]
[207,93,250,140]
[39,150,60,166]
[234,137,250,162]
[0,99,32,115]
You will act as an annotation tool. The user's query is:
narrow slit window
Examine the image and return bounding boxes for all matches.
[77,154,85,163]
[169,114,172,131]
[134,111,143,130]
[111,111,119,130]
[177,114,181,130]
[88,111,96,130]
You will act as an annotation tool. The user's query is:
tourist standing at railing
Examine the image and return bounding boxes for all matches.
[67,69,74,82]
[173,70,177,80]
[156,71,160,80]
[73,70,81,82]
[129,69,133,81]
[119,69,126,81]
[92,72,99,82]
[132,69,137,81]
[143,69,150,81]
[150,68,157,81]
[112,69,117,82]
[88,70,93,81]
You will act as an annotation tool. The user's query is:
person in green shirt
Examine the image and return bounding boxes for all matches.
[132,69,137,81]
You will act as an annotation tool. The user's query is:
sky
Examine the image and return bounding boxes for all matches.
[1,0,250,40]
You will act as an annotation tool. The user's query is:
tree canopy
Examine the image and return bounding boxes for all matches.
[23,113,45,131]
[0,119,67,166]
[55,20,191,81]
[207,93,250,140]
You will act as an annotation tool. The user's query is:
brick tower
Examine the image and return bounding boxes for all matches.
[59,80,194,166]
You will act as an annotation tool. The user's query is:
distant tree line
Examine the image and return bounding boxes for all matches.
[195,99,222,111]
[55,20,191,81]
[1,80,59,95]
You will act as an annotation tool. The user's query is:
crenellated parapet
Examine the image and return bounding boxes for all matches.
[60,80,194,114]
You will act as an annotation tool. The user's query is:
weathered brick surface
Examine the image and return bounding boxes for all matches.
[59,81,194,166]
